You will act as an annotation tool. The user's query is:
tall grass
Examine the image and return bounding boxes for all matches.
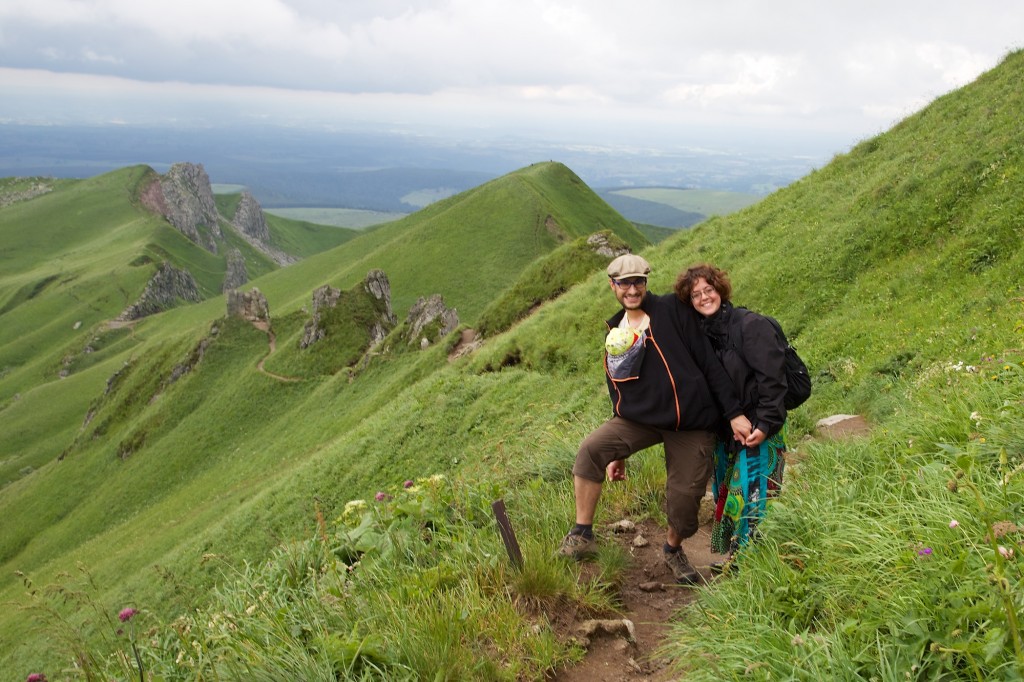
[665,359,1024,680]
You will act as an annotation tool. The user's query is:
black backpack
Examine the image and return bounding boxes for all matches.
[731,308,812,410]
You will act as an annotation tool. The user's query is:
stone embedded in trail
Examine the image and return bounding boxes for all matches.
[609,519,636,533]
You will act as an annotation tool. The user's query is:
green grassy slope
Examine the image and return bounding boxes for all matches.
[0,162,642,675]
[4,51,1024,678]
[0,167,407,486]
[262,161,647,323]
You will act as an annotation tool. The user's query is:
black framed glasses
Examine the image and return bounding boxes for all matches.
[613,277,647,289]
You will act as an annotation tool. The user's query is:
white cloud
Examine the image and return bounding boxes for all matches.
[82,48,123,65]
[0,1,1023,151]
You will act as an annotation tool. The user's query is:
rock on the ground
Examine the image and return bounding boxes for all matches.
[815,414,871,439]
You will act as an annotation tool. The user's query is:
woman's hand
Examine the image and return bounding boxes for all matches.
[730,414,752,443]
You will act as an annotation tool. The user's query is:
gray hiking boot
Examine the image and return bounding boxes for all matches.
[664,548,700,585]
[556,532,597,560]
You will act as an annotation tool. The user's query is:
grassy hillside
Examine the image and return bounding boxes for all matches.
[4,51,1024,679]
[265,161,648,324]
[0,168,361,486]
[0,160,646,677]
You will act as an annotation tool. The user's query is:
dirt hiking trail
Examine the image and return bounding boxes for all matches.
[547,516,728,681]
[546,423,871,681]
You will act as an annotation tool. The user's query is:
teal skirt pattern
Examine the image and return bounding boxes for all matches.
[711,426,787,555]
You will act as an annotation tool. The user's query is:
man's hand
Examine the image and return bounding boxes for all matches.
[606,459,627,482]
[730,415,753,443]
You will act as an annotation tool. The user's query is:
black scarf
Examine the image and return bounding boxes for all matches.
[701,299,733,351]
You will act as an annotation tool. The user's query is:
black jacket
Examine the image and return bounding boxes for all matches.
[700,301,787,442]
[604,293,743,431]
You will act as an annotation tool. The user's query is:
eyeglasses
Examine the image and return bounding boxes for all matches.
[690,286,716,301]
[613,277,647,289]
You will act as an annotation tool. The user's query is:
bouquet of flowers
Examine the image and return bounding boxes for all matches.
[605,327,645,380]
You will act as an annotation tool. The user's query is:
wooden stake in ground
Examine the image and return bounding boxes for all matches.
[492,499,524,570]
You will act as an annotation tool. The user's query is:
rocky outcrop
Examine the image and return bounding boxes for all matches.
[299,284,343,349]
[137,163,300,266]
[154,163,222,253]
[232,191,271,243]
[222,248,249,292]
[587,231,631,259]
[226,287,269,324]
[404,294,459,349]
[230,190,297,266]
[118,262,202,321]
[364,269,397,346]
[300,270,397,350]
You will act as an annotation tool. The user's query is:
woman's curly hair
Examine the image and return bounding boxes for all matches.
[674,263,732,307]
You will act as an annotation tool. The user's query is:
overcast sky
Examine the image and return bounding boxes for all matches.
[1,1,1023,157]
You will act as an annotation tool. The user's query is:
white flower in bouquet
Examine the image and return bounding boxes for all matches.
[605,327,639,355]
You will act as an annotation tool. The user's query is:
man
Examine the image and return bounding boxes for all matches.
[557,254,752,584]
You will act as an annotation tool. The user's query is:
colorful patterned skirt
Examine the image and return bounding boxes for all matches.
[711,427,787,555]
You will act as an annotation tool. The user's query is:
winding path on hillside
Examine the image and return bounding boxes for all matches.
[253,322,302,383]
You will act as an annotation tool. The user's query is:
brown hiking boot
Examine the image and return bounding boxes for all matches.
[664,548,700,585]
[556,532,597,560]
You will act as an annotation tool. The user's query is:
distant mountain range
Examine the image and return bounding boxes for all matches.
[0,122,814,217]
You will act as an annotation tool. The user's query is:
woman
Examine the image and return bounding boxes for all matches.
[674,263,787,570]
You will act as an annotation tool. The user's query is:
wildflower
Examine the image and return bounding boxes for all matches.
[119,607,138,622]
[344,499,366,514]
[404,479,414,488]
[949,519,959,529]
[374,491,388,502]
[918,547,932,557]
[791,634,805,646]
[998,546,1014,559]
[970,411,982,423]
[990,520,1020,539]
[26,674,47,682]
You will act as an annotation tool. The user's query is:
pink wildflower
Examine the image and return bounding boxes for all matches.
[404,479,414,488]
[118,607,138,622]
[949,519,959,529]
[374,491,388,501]
[27,674,48,682]
[918,547,932,556]
[998,545,1014,559]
